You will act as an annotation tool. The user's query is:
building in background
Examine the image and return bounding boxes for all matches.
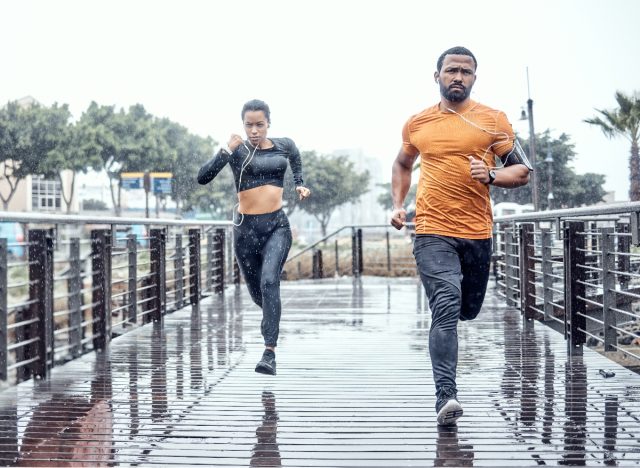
[0,96,78,213]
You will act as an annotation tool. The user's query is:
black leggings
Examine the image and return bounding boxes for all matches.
[234,209,292,347]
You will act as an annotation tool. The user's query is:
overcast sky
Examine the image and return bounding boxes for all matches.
[2,0,639,201]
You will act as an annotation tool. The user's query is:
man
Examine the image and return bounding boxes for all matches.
[390,46,531,426]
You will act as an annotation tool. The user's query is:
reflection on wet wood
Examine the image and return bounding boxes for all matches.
[0,278,638,466]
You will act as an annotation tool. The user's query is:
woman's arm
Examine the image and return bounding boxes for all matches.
[197,149,231,185]
[286,138,304,187]
[286,138,310,200]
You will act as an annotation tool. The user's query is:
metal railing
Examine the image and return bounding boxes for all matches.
[284,224,416,280]
[493,201,640,360]
[0,212,236,384]
[287,202,640,367]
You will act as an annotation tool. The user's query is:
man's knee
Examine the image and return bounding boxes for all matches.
[459,287,487,321]
[428,285,462,330]
[459,306,481,321]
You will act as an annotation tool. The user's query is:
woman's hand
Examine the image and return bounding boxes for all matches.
[296,186,311,201]
[227,134,244,152]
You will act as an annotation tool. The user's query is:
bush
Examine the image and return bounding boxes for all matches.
[81,199,109,211]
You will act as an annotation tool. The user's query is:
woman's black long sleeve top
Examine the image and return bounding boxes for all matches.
[197,137,304,192]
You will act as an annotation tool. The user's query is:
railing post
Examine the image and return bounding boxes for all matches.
[357,228,363,275]
[91,229,112,351]
[497,223,507,297]
[231,229,240,286]
[206,231,213,293]
[616,222,630,291]
[564,221,586,351]
[68,238,83,358]
[504,225,516,307]
[213,228,225,294]
[541,229,554,322]
[492,224,502,290]
[189,229,201,305]
[600,227,617,352]
[127,234,138,324]
[312,251,317,279]
[386,230,391,272]
[233,258,240,286]
[29,229,54,378]
[632,210,640,246]
[226,229,234,287]
[175,234,184,309]
[312,249,324,279]
[150,229,166,321]
[351,228,358,277]
[335,239,339,276]
[519,223,536,320]
[0,239,7,380]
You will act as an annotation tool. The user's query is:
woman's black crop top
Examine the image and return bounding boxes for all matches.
[197,137,304,192]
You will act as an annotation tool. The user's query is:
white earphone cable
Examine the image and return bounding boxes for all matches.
[232,142,259,227]
[445,107,513,169]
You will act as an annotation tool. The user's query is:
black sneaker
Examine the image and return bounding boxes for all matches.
[255,350,276,375]
[436,390,463,426]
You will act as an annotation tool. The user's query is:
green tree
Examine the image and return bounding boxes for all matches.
[79,102,172,215]
[491,132,606,209]
[76,102,124,214]
[297,151,370,237]
[183,167,236,220]
[584,91,640,201]
[0,101,72,210]
[38,113,103,213]
[156,118,216,216]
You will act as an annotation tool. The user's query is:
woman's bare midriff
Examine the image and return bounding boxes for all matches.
[238,185,284,214]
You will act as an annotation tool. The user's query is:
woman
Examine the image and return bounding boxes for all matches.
[197,99,311,375]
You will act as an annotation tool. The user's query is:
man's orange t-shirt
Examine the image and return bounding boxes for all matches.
[402,99,515,239]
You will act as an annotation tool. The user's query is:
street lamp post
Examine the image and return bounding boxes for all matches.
[520,68,539,211]
[545,142,554,210]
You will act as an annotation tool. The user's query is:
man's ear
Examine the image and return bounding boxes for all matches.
[434,71,439,84]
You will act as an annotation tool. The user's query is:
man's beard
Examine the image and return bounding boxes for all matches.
[440,82,470,102]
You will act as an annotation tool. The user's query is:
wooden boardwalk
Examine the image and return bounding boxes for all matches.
[0,277,639,466]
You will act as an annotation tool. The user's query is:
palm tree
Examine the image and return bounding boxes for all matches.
[584,91,640,201]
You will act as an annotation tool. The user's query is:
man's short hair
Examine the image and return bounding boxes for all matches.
[437,47,477,72]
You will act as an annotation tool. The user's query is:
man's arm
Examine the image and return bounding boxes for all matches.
[390,147,419,229]
[490,164,530,188]
[469,157,530,188]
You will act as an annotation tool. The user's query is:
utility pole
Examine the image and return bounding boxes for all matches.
[525,68,539,211]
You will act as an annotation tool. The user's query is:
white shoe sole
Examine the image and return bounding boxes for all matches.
[437,399,463,426]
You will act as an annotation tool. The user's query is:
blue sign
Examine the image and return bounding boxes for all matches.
[121,173,144,190]
[152,173,173,195]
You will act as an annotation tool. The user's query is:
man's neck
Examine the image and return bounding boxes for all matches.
[439,97,472,113]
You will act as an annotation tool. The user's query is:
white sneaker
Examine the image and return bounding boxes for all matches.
[436,398,463,426]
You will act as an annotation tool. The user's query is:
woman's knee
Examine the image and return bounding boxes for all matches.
[260,274,280,293]
[247,286,263,307]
